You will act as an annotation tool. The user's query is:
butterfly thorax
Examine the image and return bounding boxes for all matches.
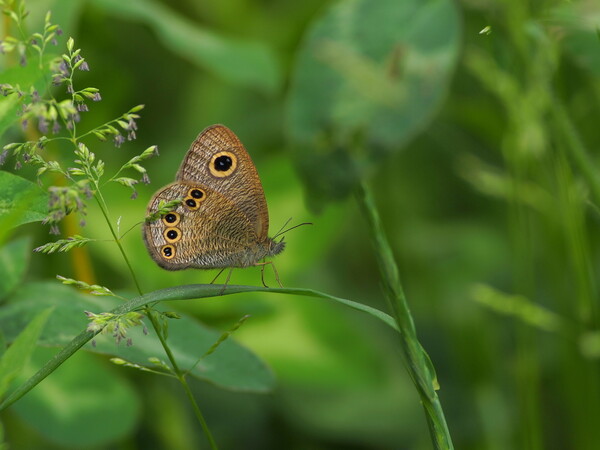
[226,237,285,268]
[188,237,285,269]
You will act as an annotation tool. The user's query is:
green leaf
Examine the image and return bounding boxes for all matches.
[0,282,397,410]
[90,0,281,93]
[0,171,49,229]
[11,348,141,448]
[0,237,31,300]
[0,307,53,399]
[286,0,461,207]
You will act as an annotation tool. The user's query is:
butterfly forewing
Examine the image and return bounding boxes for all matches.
[175,125,269,240]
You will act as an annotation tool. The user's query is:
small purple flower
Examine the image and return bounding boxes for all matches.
[51,38,58,46]
[128,119,138,131]
[83,185,93,198]
[22,153,30,163]
[14,161,22,170]
[93,92,102,102]
[38,118,49,134]
[67,84,73,94]
[91,339,96,348]
[77,103,88,112]
[126,338,133,347]
[31,39,38,46]
[79,61,90,71]
[58,61,68,75]
[50,224,60,235]
[21,119,28,130]
[141,172,150,184]
[73,112,80,123]
[31,90,40,102]
[127,131,136,141]
[67,120,74,130]
[56,27,63,36]
[130,190,138,200]
[80,219,86,227]
[19,54,26,67]
[52,121,61,134]
[114,134,125,148]
[0,149,9,166]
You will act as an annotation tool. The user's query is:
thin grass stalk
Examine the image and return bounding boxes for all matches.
[355,181,453,450]
[93,192,218,449]
[502,138,543,450]
[552,143,600,450]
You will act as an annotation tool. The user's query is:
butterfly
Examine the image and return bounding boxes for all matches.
[143,124,285,286]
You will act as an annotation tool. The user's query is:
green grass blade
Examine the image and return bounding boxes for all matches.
[0,307,53,399]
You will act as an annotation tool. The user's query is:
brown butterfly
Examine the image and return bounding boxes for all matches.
[143,124,285,286]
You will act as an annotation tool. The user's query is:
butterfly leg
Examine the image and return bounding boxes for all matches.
[255,261,283,288]
[218,268,234,296]
[210,268,226,284]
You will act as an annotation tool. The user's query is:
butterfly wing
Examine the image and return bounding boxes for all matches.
[176,124,269,241]
[143,182,265,270]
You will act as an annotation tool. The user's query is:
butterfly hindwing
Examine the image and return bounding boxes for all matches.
[143,181,259,269]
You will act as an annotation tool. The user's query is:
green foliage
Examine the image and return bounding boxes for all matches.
[286,0,460,207]
[0,172,48,228]
[89,0,281,93]
[11,348,141,448]
[0,307,52,399]
[0,237,30,299]
[33,234,94,253]
[0,282,279,396]
[0,0,599,448]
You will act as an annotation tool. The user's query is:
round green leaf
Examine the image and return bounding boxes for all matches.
[286,0,461,206]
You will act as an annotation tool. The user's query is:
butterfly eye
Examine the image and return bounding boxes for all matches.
[162,212,180,226]
[209,151,237,178]
[161,245,175,259]
[164,227,182,243]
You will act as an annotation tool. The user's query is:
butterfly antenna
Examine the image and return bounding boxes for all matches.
[273,217,293,238]
[273,221,312,240]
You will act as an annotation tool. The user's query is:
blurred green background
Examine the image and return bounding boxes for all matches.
[1,0,600,448]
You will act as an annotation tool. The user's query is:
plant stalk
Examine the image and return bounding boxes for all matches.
[94,191,218,449]
[355,180,453,450]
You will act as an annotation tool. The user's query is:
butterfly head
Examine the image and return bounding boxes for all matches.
[267,238,286,257]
